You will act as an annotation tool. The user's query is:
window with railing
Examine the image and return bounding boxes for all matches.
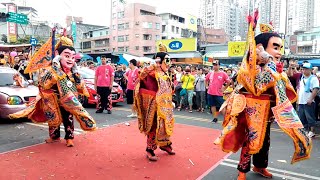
[118,11,124,19]
[125,22,129,29]
[118,47,124,52]
[142,22,153,29]
[156,23,160,30]
[143,34,152,40]
[82,41,91,49]
[143,46,152,52]
[162,25,166,33]
[118,23,125,31]
[118,36,124,42]
[95,40,109,47]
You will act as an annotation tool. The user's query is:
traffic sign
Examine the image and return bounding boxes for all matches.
[7,12,28,25]
[30,37,38,46]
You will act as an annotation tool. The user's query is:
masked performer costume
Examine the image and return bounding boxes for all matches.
[134,44,175,161]
[9,34,96,147]
[214,11,312,180]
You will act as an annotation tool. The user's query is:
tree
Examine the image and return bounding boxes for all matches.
[15,35,32,44]
[1,34,7,43]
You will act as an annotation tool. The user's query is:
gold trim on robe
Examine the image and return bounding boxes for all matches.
[9,65,96,131]
[134,68,175,147]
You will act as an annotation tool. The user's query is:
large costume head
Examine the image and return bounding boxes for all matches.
[52,35,77,72]
[56,45,76,70]
[255,23,283,65]
[153,43,171,72]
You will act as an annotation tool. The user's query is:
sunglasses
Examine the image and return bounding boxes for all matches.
[213,63,218,66]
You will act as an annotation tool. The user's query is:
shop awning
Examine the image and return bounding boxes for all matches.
[168,52,202,59]
[298,59,320,66]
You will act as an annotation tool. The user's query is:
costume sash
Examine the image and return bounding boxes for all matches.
[155,72,175,136]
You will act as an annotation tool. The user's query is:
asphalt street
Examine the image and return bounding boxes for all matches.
[0,103,320,180]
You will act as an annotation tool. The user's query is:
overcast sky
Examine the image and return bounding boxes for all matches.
[19,0,200,27]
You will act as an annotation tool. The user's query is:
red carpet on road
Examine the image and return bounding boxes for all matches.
[0,121,228,180]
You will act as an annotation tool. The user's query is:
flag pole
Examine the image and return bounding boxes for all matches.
[51,27,56,59]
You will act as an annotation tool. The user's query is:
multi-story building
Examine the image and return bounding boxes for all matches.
[66,16,83,27]
[110,2,161,56]
[80,27,110,53]
[259,0,282,32]
[287,0,315,35]
[0,2,51,43]
[198,27,228,46]
[72,22,105,52]
[158,12,197,40]
[314,0,320,28]
[199,0,245,40]
[289,27,320,54]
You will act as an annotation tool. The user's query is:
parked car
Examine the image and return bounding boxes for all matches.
[78,67,124,107]
[0,67,39,119]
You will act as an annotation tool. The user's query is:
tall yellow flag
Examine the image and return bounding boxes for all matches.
[25,37,53,73]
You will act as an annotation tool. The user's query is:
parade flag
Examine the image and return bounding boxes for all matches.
[24,37,53,73]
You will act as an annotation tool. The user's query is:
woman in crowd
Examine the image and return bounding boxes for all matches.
[194,68,206,112]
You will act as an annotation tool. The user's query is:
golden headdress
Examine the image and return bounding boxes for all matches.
[158,42,168,53]
[55,35,74,49]
[260,23,274,33]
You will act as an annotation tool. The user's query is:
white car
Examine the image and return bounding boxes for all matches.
[0,67,39,119]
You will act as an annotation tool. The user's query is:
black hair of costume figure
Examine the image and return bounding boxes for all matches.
[153,52,168,64]
[129,59,137,66]
[57,46,76,55]
[255,32,281,49]
[0,54,4,58]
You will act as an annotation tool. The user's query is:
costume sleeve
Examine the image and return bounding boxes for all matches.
[38,68,58,90]
[74,72,90,97]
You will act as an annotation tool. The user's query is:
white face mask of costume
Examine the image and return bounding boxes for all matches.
[53,48,78,73]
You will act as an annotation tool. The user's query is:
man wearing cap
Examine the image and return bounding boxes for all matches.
[298,62,319,138]
[205,60,230,122]
[95,56,114,114]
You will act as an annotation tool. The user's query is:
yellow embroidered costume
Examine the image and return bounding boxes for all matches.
[9,34,96,133]
[214,10,311,177]
[134,44,175,161]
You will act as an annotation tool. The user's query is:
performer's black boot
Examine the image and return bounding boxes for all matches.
[146,148,158,161]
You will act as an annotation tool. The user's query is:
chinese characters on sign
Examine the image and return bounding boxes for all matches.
[7,4,17,43]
